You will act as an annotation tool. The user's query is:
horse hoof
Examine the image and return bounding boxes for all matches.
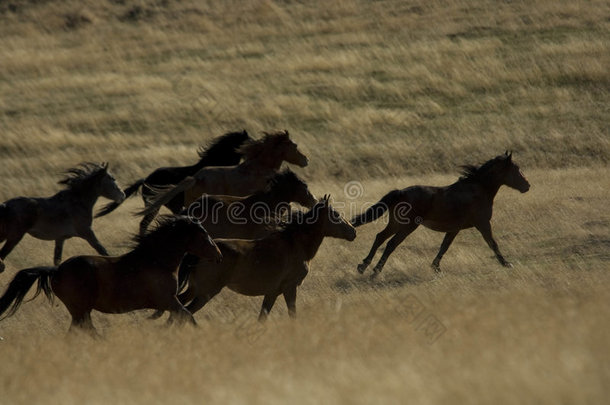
[370,270,380,280]
[357,262,369,274]
[503,262,514,268]
[431,263,441,273]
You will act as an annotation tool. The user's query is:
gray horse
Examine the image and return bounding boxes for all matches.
[0,162,125,272]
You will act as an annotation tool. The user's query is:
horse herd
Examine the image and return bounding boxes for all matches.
[0,130,530,334]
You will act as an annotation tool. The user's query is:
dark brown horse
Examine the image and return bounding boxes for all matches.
[0,163,125,273]
[137,130,309,230]
[352,152,530,277]
[0,216,222,333]
[95,130,251,236]
[185,169,317,239]
[177,196,356,321]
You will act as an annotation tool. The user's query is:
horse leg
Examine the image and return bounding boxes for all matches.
[69,312,99,337]
[185,286,223,315]
[139,210,158,236]
[357,224,396,274]
[79,228,109,256]
[0,233,25,262]
[54,239,66,266]
[178,285,197,306]
[258,294,279,322]
[148,284,196,321]
[431,231,459,272]
[283,285,297,319]
[167,298,196,326]
[371,224,418,278]
[475,221,512,268]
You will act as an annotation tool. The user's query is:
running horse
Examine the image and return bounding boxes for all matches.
[137,130,309,227]
[147,169,316,321]
[352,152,530,277]
[177,196,356,321]
[0,215,222,333]
[95,130,251,235]
[0,162,125,272]
[184,168,317,239]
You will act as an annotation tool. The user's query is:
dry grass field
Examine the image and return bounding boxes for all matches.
[0,0,609,404]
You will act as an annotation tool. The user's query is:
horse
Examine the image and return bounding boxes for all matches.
[0,215,222,334]
[185,168,317,239]
[146,169,317,321]
[177,195,356,322]
[351,152,530,278]
[95,130,251,236]
[0,162,125,273]
[137,130,309,231]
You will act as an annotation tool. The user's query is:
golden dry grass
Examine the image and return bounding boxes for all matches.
[0,1,609,404]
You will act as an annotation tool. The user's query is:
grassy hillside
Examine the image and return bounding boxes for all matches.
[0,1,608,404]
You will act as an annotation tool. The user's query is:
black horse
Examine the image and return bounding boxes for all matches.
[0,215,222,334]
[95,130,251,235]
[352,152,530,277]
[0,162,125,272]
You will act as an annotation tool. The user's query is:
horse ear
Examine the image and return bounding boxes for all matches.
[102,162,109,170]
[504,150,509,156]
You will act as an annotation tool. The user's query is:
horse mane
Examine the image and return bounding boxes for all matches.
[129,215,192,252]
[237,130,290,161]
[196,130,250,164]
[459,155,509,183]
[58,162,107,189]
[277,199,326,235]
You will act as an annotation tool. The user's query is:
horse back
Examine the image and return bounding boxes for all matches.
[187,166,264,201]
[405,183,493,231]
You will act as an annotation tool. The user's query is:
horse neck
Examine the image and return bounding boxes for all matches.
[290,221,326,261]
[65,182,103,209]
[480,172,505,199]
[239,153,283,173]
[130,236,188,270]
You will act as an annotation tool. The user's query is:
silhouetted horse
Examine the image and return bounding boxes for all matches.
[0,216,222,334]
[0,163,125,273]
[352,152,530,277]
[96,130,251,235]
[178,196,356,321]
[137,130,309,231]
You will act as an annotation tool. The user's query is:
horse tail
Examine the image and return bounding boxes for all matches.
[351,189,403,227]
[95,179,145,218]
[0,266,56,321]
[136,176,197,218]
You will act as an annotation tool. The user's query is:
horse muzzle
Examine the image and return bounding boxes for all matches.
[345,227,357,241]
[114,190,127,203]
